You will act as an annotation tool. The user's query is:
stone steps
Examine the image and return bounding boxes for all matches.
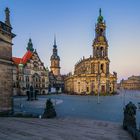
[0,117,133,140]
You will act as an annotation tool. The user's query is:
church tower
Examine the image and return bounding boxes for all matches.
[64,9,117,94]
[50,37,60,76]
[0,8,16,113]
[92,8,110,75]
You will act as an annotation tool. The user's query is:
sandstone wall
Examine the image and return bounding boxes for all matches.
[0,60,13,112]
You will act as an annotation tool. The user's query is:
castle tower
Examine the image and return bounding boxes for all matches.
[0,8,16,113]
[92,8,110,75]
[50,36,60,76]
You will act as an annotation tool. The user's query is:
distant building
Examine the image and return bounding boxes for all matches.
[120,76,140,90]
[49,37,64,93]
[64,9,117,95]
[0,8,16,113]
[12,39,49,95]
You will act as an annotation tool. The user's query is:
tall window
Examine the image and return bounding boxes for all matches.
[26,84,29,88]
[101,47,104,57]
[101,64,104,72]
[91,63,94,73]
[42,78,45,82]
[86,87,89,92]
[19,76,22,81]
[26,76,29,82]
[97,47,99,57]
[78,82,80,92]
[101,85,105,93]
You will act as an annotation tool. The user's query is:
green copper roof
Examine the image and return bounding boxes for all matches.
[97,8,104,23]
[26,38,34,52]
[18,63,24,68]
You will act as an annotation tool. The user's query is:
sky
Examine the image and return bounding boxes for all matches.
[0,0,140,82]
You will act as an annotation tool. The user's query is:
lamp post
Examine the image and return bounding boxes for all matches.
[123,87,126,108]
[18,63,24,111]
[121,79,125,108]
[97,73,100,104]
[85,80,89,102]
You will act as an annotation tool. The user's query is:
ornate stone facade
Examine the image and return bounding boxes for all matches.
[13,39,49,95]
[65,9,117,95]
[0,8,15,113]
[120,76,140,90]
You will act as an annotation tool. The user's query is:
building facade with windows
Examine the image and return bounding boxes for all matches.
[64,9,117,95]
[120,76,140,90]
[12,39,49,95]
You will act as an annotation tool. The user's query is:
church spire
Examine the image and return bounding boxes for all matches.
[54,35,56,46]
[99,8,102,16]
[52,36,58,57]
[26,38,34,52]
[97,8,104,23]
[53,35,57,48]
[5,7,11,27]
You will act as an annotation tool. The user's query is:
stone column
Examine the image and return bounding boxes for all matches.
[0,8,15,114]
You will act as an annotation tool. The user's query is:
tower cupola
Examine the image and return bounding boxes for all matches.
[97,8,104,23]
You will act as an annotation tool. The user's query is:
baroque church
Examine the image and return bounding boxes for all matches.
[0,8,15,113]
[12,39,49,95]
[64,9,117,95]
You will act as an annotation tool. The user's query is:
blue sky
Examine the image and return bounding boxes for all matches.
[0,0,140,82]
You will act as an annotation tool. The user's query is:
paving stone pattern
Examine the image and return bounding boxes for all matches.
[0,117,133,140]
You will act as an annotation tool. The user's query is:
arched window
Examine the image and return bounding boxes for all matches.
[91,63,95,74]
[78,82,80,92]
[36,78,38,82]
[100,29,103,36]
[100,47,104,57]
[19,76,22,81]
[101,85,105,93]
[42,78,45,82]
[86,87,89,92]
[101,64,104,72]
[26,84,29,88]
[13,82,16,88]
[97,47,99,57]
[26,76,29,82]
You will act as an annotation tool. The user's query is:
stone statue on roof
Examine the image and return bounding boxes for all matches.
[26,38,34,52]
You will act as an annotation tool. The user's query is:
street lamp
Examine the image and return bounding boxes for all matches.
[18,62,24,111]
[97,73,100,104]
[121,79,125,108]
